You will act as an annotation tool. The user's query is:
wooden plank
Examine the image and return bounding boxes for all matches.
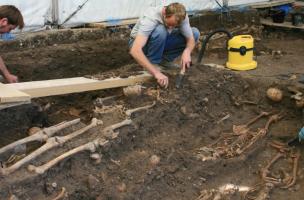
[87,18,138,28]
[0,100,31,110]
[260,18,304,29]
[250,0,295,8]
[0,83,31,103]
[7,72,152,98]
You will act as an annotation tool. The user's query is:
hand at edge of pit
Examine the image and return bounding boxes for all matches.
[154,71,168,88]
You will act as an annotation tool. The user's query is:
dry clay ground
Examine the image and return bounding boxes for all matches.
[0,27,303,200]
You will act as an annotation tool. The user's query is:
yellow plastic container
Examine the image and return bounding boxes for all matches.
[226,35,257,71]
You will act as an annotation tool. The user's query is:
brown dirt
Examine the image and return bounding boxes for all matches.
[0,13,304,200]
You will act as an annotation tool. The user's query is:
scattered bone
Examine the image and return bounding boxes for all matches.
[233,111,271,135]
[196,147,220,161]
[247,141,301,199]
[51,187,67,200]
[197,113,283,161]
[94,95,119,106]
[125,101,156,117]
[110,159,121,166]
[90,153,102,164]
[196,184,251,200]
[52,182,58,188]
[146,87,168,104]
[0,118,81,157]
[102,119,132,139]
[1,118,100,176]
[216,114,230,124]
[123,85,142,96]
[28,119,132,174]
[93,105,124,115]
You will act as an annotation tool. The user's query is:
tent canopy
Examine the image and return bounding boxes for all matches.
[0,0,269,31]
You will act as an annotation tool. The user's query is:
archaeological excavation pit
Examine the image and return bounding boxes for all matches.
[0,10,304,200]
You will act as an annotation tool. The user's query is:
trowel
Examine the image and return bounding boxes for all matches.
[175,62,192,89]
[175,67,186,89]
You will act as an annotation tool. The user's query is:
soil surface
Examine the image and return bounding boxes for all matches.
[0,13,304,200]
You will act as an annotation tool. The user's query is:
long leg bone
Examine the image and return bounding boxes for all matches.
[125,101,156,118]
[0,118,101,175]
[28,119,132,174]
[28,139,107,174]
[233,111,271,135]
[261,152,284,184]
[0,118,80,156]
[281,150,300,189]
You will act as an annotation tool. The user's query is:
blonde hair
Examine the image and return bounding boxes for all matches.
[0,5,24,29]
[165,3,186,25]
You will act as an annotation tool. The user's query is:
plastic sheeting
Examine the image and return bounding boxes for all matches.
[58,0,269,27]
[0,0,52,31]
[0,0,270,30]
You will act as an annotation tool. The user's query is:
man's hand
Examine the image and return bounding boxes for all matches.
[181,49,192,71]
[5,73,18,83]
[154,71,168,88]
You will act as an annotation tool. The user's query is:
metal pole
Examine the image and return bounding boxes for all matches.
[52,0,59,27]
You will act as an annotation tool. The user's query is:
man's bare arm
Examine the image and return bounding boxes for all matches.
[0,56,18,83]
[181,36,195,70]
[129,35,168,87]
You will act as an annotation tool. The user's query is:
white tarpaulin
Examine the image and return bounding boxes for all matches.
[0,0,270,30]
[0,0,52,31]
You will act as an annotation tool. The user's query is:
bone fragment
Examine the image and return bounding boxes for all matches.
[90,153,102,164]
[103,119,132,139]
[125,101,156,117]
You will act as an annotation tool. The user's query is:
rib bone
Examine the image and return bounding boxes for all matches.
[237,113,284,155]
[0,118,101,175]
[0,118,80,156]
[233,111,270,135]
